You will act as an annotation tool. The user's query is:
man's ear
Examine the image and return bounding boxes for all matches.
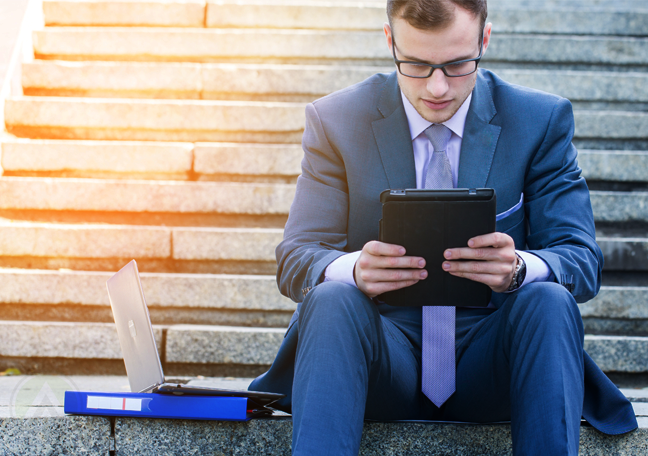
[482,22,493,55]
[384,22,393,53]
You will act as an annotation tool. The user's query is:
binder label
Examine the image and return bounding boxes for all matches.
[87,395,142,412]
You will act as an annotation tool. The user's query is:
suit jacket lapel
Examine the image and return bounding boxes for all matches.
[372,72,417,190]
[457,71,501,189]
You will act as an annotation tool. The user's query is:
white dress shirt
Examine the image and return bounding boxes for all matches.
[324,90,551,290]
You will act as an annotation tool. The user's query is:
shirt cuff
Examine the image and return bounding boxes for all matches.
[516,250,552,287]
[324,251,362,288]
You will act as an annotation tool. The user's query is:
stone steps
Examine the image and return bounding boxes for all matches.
[0,221,645,270]
[20,62,648,105]
[41,1,648,36]
[0,268,294,327]
[4,96,305,143]
[0,139,302,181]
[0,177,646,226]
[0,222,282,275]
[0,177,295,215]
[0,320,645,376]
[0,267,643,332]
[2,139,646,183]
[5,97,647,143]
[1,397,645,456]
[31,28,648,68]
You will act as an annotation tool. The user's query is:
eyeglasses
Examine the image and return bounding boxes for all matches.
[391,32,484,78]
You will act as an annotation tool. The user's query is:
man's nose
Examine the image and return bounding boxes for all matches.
[426,68,449,98]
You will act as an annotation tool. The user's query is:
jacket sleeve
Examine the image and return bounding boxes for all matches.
[275,102,351,302]
[522,97,603,303]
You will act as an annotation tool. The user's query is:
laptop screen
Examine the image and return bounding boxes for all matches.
[106,260,165,393]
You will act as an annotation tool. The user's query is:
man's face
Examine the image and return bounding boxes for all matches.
[385,8,491,124]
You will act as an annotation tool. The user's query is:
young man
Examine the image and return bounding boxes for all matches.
[250,0,638,454]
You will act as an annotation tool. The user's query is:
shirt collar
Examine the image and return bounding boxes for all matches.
[401,91,473,141]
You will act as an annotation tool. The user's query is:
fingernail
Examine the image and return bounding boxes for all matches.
[420,270,427,279]
[418,260,425,267]
[443,262,450,270]
[444,250,452,258]
[399,248,406,255]
[468,240,475,247]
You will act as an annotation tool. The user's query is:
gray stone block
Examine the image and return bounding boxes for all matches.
[0,321,162,359]
[1,138,194,174]
[22,60,203,99]
[579,150,648,182]
[44,0,206,27]
[4,96,306,138]
[0,222,171,258]
[0,177,296,215]
[165,325,284,364]
[581,287,648,319]
[193,142,303,177]
[590,191,648,222]
[575,111,648,140]
[584,335,648,373]
[0,416,111,455]
[485,34,648,66]
[598,238,648,271]
[489,9,648,36]
[172,227,283,261]
[0,269,295,312]
[114,417,648,456]
[496,70,648,103]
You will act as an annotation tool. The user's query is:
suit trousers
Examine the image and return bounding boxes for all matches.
[288,280,585,455]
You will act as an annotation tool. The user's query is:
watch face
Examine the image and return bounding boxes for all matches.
[518,259,527,285]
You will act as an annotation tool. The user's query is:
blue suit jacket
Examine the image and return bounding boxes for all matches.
[255,69,637,435]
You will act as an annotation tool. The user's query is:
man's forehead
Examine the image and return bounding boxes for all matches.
[391,17,482,62]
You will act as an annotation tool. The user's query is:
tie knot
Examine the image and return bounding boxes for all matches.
[424,124,452,153]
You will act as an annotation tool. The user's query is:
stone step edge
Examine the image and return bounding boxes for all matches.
[1,321,646,373]
[1,139,303,177]
[0,268,294,311]
[41,1,648,37]
[0,223,646,268]
[0,268,642,318]
[0,415,645,456]
[1,177,648,221]
[0,222,283,262]
[3,139,645,182]
[20,62,648,103]
[5,98,648,141]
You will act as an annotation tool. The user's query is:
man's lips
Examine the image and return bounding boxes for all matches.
[423,99,452,110]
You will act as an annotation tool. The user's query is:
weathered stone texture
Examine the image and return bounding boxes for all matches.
[0,222,170,258]
[1,139,194,173]
[172,227,283,261]
[165,325,284,364]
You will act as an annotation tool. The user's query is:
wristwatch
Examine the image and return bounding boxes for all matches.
[507,253,527,292]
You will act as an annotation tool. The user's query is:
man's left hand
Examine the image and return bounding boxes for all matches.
[442,232,517,293]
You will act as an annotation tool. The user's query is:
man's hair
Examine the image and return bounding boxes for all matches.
[387,0,487,32]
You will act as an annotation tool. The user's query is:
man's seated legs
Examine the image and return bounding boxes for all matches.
[443,282,585,455]
[292,281,428,455]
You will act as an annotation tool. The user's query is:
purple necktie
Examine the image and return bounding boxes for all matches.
[422,124,455,407]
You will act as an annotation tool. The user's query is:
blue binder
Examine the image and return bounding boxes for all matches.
[64,391,269,421]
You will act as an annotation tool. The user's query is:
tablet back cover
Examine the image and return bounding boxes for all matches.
[378,189,496,307]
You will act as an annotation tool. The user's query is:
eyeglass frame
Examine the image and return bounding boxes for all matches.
[391,31,485,78]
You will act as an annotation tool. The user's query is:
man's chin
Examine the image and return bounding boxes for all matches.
[417,105,456,124]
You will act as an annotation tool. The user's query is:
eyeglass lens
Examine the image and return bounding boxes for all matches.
[398,61,478,78]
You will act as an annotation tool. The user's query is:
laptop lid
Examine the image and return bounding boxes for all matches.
[106,260,165,393]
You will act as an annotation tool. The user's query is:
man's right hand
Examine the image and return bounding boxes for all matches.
[354,241,427,298]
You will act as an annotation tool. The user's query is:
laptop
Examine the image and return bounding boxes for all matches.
[106,260,284,408]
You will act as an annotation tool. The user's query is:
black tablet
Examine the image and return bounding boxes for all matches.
[378,188,496,307]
